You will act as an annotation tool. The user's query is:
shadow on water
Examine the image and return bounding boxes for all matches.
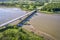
[17,10,37,27]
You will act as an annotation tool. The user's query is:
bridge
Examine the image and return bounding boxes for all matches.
[0,0,60,27]
[0,10,37,27]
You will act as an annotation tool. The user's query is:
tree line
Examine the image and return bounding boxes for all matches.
[0,26,44,40]
[41,3,60,12]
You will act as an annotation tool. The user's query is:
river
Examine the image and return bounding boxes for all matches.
[0,8,60,40]
[29,12,60,40]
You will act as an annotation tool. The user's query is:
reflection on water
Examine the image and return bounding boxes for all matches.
[30,13,60,40]
[0,8,26,25]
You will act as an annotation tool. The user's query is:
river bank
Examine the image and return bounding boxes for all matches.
[40,11,60,14]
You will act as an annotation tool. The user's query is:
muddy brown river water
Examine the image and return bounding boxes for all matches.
[29,13,60,40]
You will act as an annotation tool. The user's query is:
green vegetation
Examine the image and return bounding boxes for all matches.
[19,2,44,11]
[0,2,19,7]
[0,26,44,40]
[41,3,60,12]
[0,0,60,13]
[0,1,44,11]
